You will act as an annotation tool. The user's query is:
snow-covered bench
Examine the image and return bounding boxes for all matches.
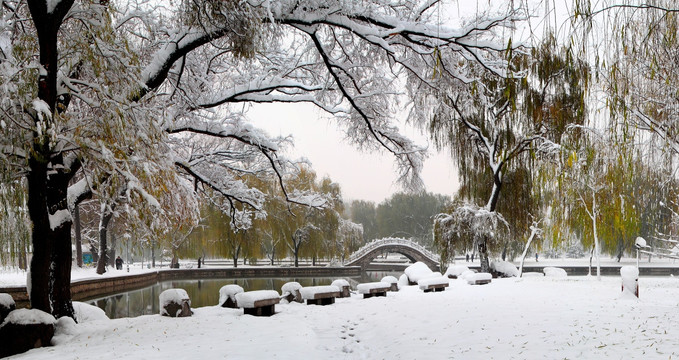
[357,282,390,299]
[235,290,280,317]
[466,272,492,285]
[418,276,450,292]
[300,285,340,305]
[381,276,399,292]
[331,279,351,298]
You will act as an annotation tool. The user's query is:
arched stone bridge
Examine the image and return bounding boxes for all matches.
[345,238,440,271]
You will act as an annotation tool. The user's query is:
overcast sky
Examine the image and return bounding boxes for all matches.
[248,103,459,204]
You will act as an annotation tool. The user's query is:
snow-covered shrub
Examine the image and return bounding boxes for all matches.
[490,260,519,277]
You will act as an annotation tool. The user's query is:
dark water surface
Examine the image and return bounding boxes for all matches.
[87,271,399,319]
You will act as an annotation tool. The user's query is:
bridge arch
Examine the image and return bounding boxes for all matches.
[345,238,440,271]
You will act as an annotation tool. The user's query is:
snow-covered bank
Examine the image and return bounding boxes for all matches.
[6,275,679,359]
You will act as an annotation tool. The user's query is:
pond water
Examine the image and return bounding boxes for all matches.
[86,271,399,319]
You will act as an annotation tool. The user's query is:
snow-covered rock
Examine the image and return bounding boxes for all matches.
[52,316,79,345]
[159,289,192,317]
[281,282,303,303]
[219,284,244,308]
[444,265,469,279]
[0,308,56,358]
[490,261,519,277]
[543,267,568,277]
[404,261,434,283]
[398,274,409,287]
[0,293,16,324]
[73,301,109,323]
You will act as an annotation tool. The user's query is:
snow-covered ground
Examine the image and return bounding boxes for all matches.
[4,273,679,359]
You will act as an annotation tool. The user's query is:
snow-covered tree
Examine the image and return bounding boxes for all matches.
[425,34,589,272]
[0,0,530,318]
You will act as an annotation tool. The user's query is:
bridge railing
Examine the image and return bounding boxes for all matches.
[346,237,439,264]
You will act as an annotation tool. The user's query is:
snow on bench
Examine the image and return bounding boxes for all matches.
[418,276,450,292]
[381,276,399,291]
[331,279,351,298]
[219,284,244,308]
[466,272,492,285]
[404,261,434,284]
[235,290,280,317]
[357,282,391,299]
[300,285,340,305]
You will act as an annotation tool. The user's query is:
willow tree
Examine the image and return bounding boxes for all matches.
[426,35,590,271]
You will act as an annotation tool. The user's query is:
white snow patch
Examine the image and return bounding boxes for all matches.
[0,293,15,308]
[404,261,434,282]
[398,274,409,286]
[357,282,390,294]
[32,98,52,121]
[331,279,350,288]
[491,261,519,277]
[52,316,79,345]
[444,265,470,278]
[46,0,61,13]
[2,308,56,326]
[543,267,568,277]
[159,289,190,315]
[300,285,340,300]
[49,209,72,230]
[380,276,398,284]
[281,282,302,294]
[521,272,544,277]
[235,290,279,308]
[73,301,109,323]
[219,285,244,306]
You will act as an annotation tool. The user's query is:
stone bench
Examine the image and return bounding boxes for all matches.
[357,282,390,299]
[235,290,280,317]
[466,272,492,285]
[418,276,450,293]
[300,285,340,305]
[331,279,351,298]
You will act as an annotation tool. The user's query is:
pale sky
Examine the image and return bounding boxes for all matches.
[248,103,459,204]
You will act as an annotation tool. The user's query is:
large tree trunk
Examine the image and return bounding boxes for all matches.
[27,156,51,313]
[25,0,77,318]
[74,205,83,268]
[48,158,76,319]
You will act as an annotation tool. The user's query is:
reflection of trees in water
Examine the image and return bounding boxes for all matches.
[88,273,400,319]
